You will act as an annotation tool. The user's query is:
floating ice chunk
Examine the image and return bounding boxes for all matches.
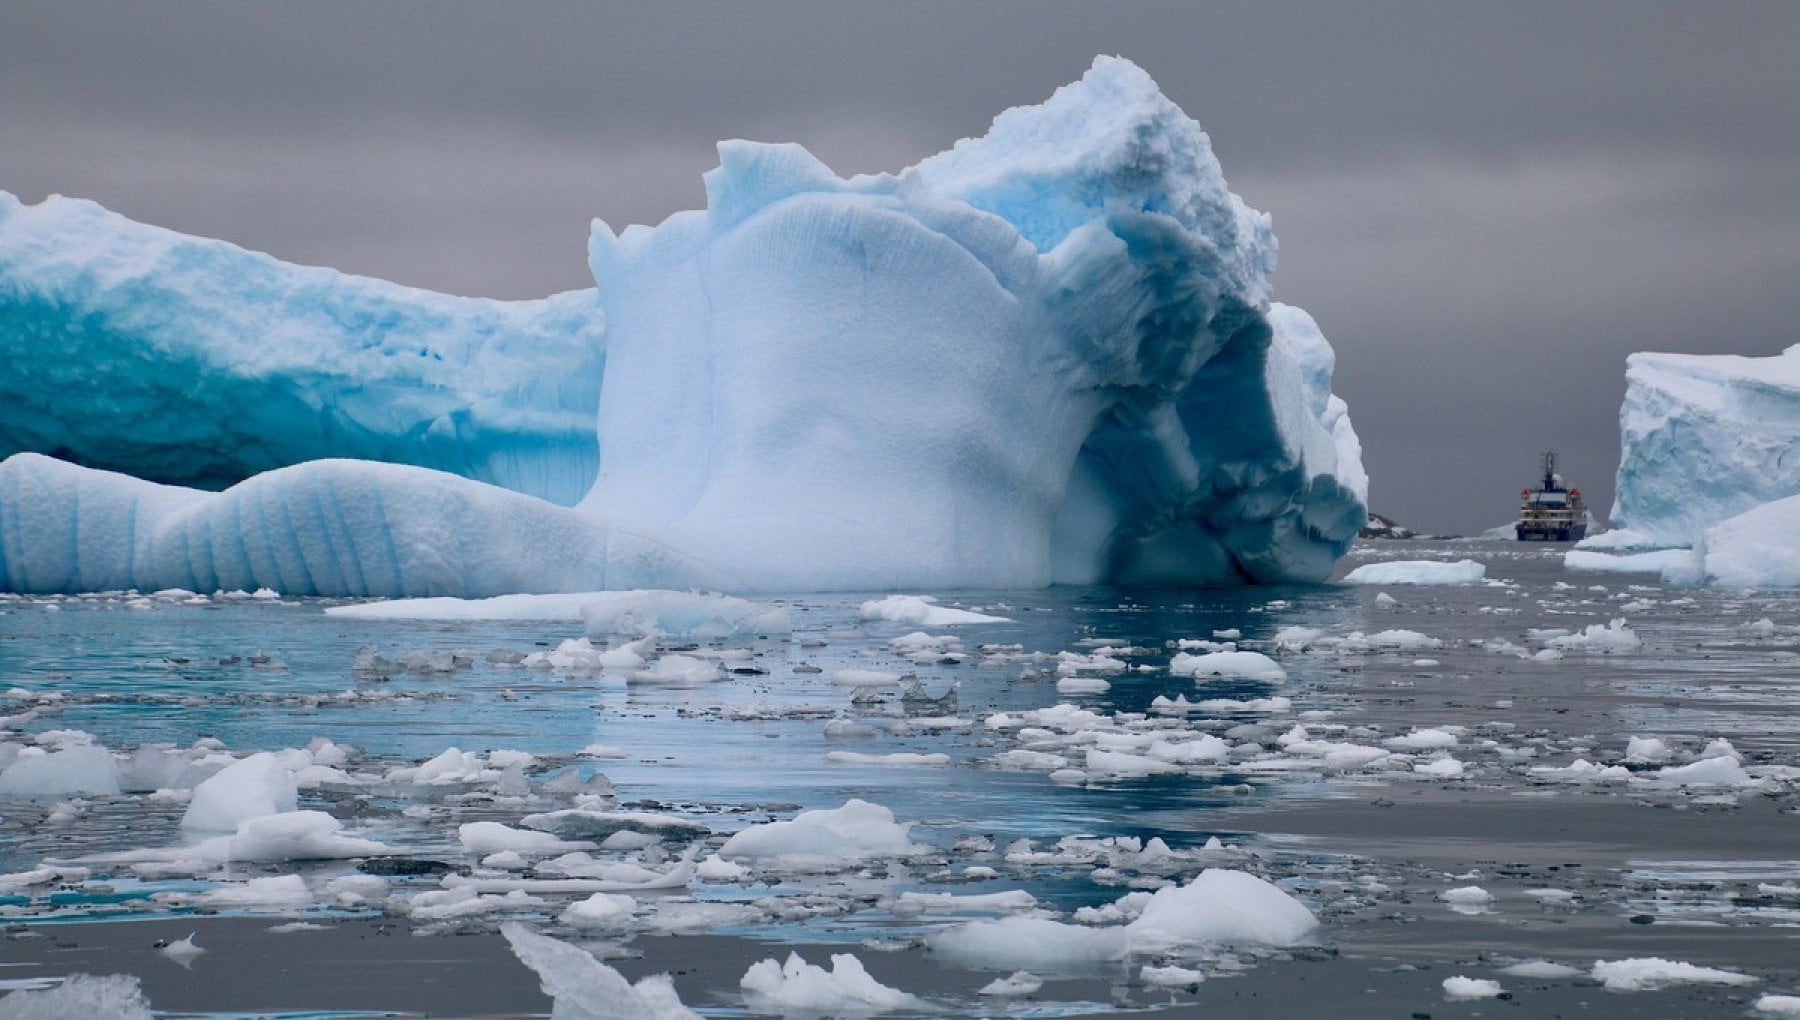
[1085,749,1181,778]
[1440,886,1493,914]
[1342,560,1485,585]
[1524,888,1577,905]
[630,654,724,685]
[1564,549,1690,574]
[695,855,750,882]
[1055,676,1112,694]
[1442,976,1504,1000]
[410,887,548,921]
[520,809,706,841]
[1360,629,1442,651]
[1755,994,1800,1017]
[977,971,1043,996]
[501,923,702,1020]
[522,637,649,674]
[182,752,296,832]
[0,973,153,1019]
[1590,957,1756,992]
[1126,869,1317,949]
[459,822,595,856]
[832,669,904,686]
[859,596,1011,626]
[157,933,205,967]
[930,915,1131,971]
[826,751,951,767]
[1141,964,1205,986]
[1624,736,1674,763]
[1384,728,1460,751]
[560,892,638,929]
[1544,619,1640,653]
[1530,759,1632,782]
[718,799,922,863]
[200,874,313,910]
[0,745,120,798]
[330,590,789,640]
[1169,650,1286,682]
[740,952,920,1015]
[187,810,391,862]
[893,890,1038,915]
[1651,755,1757,788]
[1414,757,1466,778]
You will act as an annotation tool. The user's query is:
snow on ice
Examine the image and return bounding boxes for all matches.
[0,56,1365,596]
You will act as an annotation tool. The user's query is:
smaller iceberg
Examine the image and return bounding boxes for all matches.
[1582,345,1800,585]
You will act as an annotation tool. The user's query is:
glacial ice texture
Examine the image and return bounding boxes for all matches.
[1605,346,1800,549]
[0,193,607,506]
[0,56,1365,596]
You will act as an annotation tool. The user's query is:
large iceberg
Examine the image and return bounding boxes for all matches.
[0,56,1366,596]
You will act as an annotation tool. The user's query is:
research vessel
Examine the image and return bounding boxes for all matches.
[1515,452,1587,542]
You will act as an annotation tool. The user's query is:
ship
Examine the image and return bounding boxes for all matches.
[1515,452,1587,542]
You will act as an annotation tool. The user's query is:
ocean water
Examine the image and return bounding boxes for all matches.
[1,539,1797,1017]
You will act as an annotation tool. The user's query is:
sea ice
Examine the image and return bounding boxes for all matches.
[1,57,1364,596]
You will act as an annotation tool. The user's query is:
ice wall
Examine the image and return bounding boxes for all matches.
[0,56,1366,596]
[585,57,1365,590]
[0,193,607,506]
[1604,346,1800,549]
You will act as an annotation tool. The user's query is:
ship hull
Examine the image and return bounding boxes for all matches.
[1515,523,1588,542]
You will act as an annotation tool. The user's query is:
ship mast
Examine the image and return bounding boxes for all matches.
[1540,451,1558,491]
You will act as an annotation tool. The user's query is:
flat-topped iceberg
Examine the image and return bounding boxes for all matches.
[1599,346,1800,550]
[1582,345,1800,586]
[0,56,1365,596]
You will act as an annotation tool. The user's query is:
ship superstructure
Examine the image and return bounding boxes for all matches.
[1516,452,1588,542]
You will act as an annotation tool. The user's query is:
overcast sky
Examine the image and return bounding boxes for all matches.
[4,2,1797,534]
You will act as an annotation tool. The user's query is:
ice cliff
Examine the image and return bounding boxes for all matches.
[0,192,607,506]
[1583,345,1800,586]
[0,56,1367,596]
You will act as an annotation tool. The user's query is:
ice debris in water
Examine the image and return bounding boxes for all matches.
[0,55,1365,596]
[1442,976,1505,1000]
[930,868,1314,970]
[1342,559,1486,585]
[859,595,1011,626]
[1589,957,1757,992]
[501,923,701,1020]
[740,952,921,1015]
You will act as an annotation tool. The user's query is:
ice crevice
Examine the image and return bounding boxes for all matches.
[0,55,1366,596]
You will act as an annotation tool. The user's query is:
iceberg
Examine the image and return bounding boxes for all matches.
[0,56,1365,596]
[1586,345,1800,586]
[1603,346,1800,550]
